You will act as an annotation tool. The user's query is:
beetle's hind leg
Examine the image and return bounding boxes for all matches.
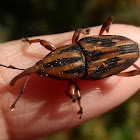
[66,80,83,118]
[99,16,114,35]
[23,38,56,51]
[116,64,140,77]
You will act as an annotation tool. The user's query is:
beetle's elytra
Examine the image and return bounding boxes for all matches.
[1,16,140,118]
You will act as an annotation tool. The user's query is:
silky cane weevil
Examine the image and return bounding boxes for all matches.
[0,16,140,119]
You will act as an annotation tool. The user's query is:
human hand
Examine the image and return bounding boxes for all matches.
[0,24,140,140]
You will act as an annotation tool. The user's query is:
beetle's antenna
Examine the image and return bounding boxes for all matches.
[9,65,39,111]
[11,75,30,111]
[0,64,25,70]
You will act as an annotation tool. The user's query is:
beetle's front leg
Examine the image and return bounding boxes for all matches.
[66,80,83,118]
[23,38,56,51]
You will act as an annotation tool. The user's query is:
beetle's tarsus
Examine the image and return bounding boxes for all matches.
[22,37,31,44]
[72,28,90,44]
[81,28,91,35]
[72,99,76,103]
[78,108,83,119]
[66,80,83,119]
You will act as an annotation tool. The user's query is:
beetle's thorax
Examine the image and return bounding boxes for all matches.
[36,44,86,80]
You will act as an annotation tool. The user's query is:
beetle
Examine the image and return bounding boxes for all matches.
[0,16,140,118]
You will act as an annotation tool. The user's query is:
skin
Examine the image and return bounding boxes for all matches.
[0,24,140,140]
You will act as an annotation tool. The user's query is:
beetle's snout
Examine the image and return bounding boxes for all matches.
[10,65,39,86]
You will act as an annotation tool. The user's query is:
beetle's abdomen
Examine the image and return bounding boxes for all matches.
[42,44,85,79]
[77,35,140,80]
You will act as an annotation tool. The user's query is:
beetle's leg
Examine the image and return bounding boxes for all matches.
[0,64,25,70]
[74,79,83,118]
[66,80,77,101]
[81,27,91,36]
[66,80,83,118]
[23,38,56,51]
[72,29,81,44]
[72,28,90,44]
[116,64,140,76]
[99,16,114,35]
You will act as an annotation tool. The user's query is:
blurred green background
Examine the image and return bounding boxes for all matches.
[1,0,140,140]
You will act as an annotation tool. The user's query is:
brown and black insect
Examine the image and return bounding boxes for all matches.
[0,16,140,118]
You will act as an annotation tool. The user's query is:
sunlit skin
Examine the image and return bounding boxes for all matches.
[0,24,140,140]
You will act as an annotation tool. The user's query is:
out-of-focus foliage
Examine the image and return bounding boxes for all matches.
[0,0,140,42]
[0,0,140,140]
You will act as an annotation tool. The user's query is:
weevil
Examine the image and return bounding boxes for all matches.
[0,16,140,118]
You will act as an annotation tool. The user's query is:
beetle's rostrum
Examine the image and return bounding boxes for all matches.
[1,16,140,119]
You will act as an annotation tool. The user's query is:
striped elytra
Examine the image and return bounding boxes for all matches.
[37,35,139,80]
[77,35,140,80]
